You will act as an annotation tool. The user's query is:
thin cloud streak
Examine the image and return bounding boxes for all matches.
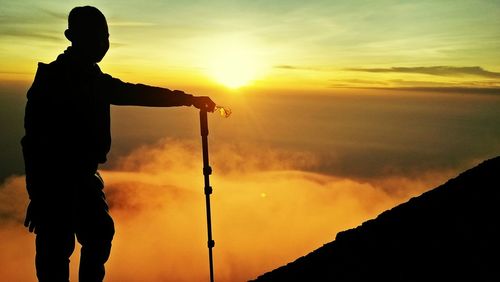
[273,65,336,72]
[347,66,500,79]
[374,86,500,95]
[328,85,500,95]
[0,30,62,42]
[108,21,157,27]
[329,78,500,93]
[40,9,67,20]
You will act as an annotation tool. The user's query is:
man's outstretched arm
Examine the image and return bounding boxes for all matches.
[101,74,215,111]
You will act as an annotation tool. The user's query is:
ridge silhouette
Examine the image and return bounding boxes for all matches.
[252,156,500,282]
[22,6,216,282]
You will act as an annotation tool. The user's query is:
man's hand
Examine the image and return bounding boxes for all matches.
[192,96,216,112]
[24,200,39,233]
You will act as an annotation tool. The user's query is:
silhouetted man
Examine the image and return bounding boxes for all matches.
[21,6,215,282]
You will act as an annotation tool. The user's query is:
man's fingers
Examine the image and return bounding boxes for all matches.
[202,98,216,112]
[193,96,216,112]
[24,202,31,228]
[24,210,30,228]
[208,100,216,112]
[24,203,37,232]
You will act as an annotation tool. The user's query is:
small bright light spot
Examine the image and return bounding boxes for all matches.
[260,192,267,198]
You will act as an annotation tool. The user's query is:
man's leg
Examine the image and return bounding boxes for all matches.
[76,173,115,282]
[77,211,114,282]
[35,224,75,282]
[77,231,113,282]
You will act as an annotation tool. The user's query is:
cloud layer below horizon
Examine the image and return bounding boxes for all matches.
[0,139,455,281]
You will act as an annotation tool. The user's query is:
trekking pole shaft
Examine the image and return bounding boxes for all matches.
[200,110,215,282]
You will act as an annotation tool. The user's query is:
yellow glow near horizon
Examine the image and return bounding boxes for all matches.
[204,36,266,89]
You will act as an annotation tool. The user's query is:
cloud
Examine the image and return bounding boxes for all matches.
[329,78,390,88]
[41,9,66,20]
[273,65,327,71]
[112,141,446,280]
[0,30,62,42]
[0,176,28,223]
[346,66,500,79]
[274,65,300,70]
[0,176,35,281]
[328,78,500,94]
[0,139,447,281]
[276,65,500,91]
[108,21,157,27]
[375,86,500,95]
[0,6,65,42]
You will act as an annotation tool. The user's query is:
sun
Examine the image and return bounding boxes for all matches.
[209,49,259,88]
[204,36,265,89]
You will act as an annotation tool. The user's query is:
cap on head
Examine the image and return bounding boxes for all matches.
[66,6,108,41]
[65,6,109,63]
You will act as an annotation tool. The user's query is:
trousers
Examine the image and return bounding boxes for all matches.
[33,172,115,282]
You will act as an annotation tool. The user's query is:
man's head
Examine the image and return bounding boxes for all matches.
[64,6,109,63]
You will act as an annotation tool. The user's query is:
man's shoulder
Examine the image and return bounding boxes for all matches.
[31,62,59,88]
[34,60,65,78]
[27,59,70,99]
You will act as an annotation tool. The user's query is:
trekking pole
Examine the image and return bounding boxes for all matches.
[200,109,215,282]
[199,105,231,282]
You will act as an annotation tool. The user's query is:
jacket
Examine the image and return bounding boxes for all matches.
[22,48,193,199]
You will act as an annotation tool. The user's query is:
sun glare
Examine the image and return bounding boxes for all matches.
[204,36,265,89]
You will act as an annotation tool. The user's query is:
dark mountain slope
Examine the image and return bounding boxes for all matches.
[253,156,500,282]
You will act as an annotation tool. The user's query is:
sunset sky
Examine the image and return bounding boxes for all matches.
[1,1,500,281]
[2,0,500,90]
